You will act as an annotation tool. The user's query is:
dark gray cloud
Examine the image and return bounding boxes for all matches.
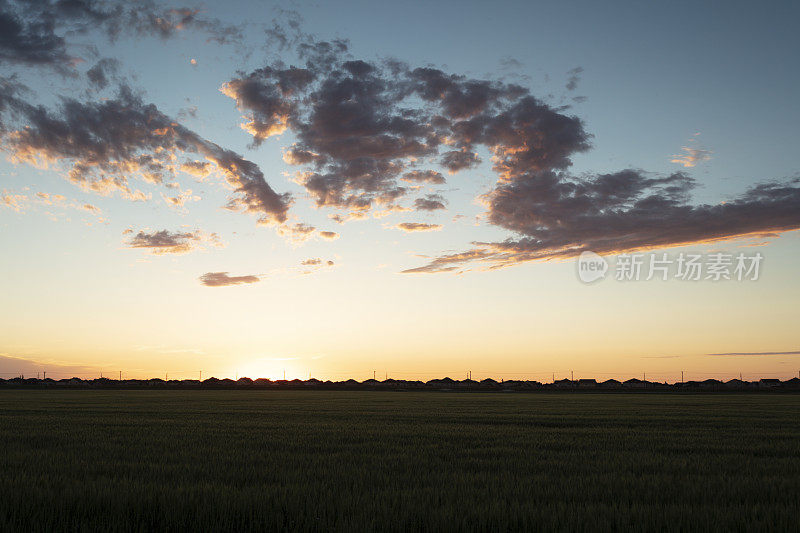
[127,229,222,254]
[439,149,481,174]
[199,271,260,287]
[566,67,583,91]
[0,2,70,67]
[1,85,291,224]
[224,41,588,221]
[6,7,798,275]
[225,38,800,272]
[0,0,243,69]
[86,57,119,89]
[414,193,446,211]
[405,174,800,272]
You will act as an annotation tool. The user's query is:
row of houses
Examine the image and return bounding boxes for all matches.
[2,376,799,391]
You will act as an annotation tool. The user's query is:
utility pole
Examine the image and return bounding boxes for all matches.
[373,370,376,380]
[199,370,202,381]
[43,371,46,380]
[552,372,555,383]
[119,370,121,381]
[571,370,574,381]
[681,371,684,383]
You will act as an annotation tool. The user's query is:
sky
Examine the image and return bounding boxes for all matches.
[1,0,798,382]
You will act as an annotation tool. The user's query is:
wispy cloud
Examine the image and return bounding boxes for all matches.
[708,350,800,356]
[127,229,223,255]
[396,222,442,232]
[198,272,261,287]
[1,190,28,212]
[671,146,712,168]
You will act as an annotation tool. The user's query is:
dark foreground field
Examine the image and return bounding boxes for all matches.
[1,392,798,531]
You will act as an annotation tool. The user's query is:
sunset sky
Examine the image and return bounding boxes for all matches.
[1,0,798,382]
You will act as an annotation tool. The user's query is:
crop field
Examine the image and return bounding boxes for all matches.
[1,391,799,531]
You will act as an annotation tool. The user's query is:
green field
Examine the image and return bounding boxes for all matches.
[1,391,798,531]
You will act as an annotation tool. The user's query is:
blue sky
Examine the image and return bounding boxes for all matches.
[0,0,798,380]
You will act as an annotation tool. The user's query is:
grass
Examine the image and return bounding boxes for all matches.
[0,391,798,531]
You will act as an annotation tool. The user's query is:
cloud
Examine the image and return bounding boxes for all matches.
[499,56,523,70]
[180,160,212,179]
[405,174,800,272]
[1,85,292,225]
[161,188,199,209]
[1,189,27,212]
[565,67,583,91]
[0,353,98,378]
[5,11,797,278]
[708,350,800,356]
[223,37,800,274]
[34,192,65,205]
[319,230,339,240]
[414,193,446,211]
[0,3,72,68]
[439,149,481,174]
[396,222,442,232]
[402,170,445,184]
[0,0,243,69]
[671,146,712,168]
[300,258,335,272]
[223,44,547,219]
[277,222,317,243]
[126,229,222,254]
[86,58,120,90]
[199,271,260,287]
[220,65,314,143]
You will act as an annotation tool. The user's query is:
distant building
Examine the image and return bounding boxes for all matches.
[623,378,647,389]
[782,377,800,389]
[724,379,747,389]
[553,378,573,389]
[759,379,781,388]
[699,379,723,390]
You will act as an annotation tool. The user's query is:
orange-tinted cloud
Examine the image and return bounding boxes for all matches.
[1,190,28,212]
[1,87,292,225]
[414,194,446,211]
[396,222,442,232]
[671,146,712,168]
[319,231,339,240]
[402,170,446,184]
[199,272,260,287]
[126,229,223,255]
